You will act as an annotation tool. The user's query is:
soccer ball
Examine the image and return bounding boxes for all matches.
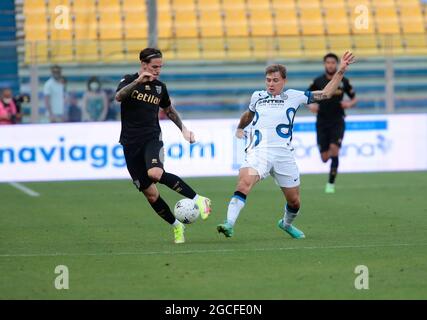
[173,199,200,224]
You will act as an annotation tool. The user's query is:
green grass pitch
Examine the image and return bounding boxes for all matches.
[1,172,426,299]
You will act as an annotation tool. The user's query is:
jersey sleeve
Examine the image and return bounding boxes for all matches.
[248,91,262,112]
[159,83,171,109]
[289,89,314,105]
[344,78,356,99]
[116,75,133,92]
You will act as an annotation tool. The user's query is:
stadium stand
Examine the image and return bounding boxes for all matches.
[20,0,427,63]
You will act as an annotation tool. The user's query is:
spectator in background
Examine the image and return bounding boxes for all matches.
[44,65,65,122]
[0,88,21,125]
[67,93,82,122]
[82,76,108,122]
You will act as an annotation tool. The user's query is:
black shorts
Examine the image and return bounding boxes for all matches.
[316,120,345,153]
[123,139,164,191]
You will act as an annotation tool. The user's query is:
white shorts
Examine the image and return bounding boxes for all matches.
[240,148,300,188]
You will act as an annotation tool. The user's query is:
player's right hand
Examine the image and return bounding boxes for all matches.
[136,72,155,83]
[235,129,247,139]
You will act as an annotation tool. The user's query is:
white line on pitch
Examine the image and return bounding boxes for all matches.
[8,182,40,197]
[0,242,426,258]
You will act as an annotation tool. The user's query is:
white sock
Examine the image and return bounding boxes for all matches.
[283,204,299,227]
[227,196,246,226]
[193,194,200,201]
[172,219,181,227]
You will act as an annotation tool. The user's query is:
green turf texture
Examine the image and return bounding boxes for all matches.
[1,172,426,299]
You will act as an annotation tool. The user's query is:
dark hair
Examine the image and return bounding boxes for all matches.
[265,64,287,79]
[139,48,163,63]
[323,53,339,62]
[51,64,61,72]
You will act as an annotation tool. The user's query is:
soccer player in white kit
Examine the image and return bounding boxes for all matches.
[217,51,355,239]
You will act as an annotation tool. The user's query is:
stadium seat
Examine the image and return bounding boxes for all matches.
[272,0,299,36]
[98,11,123,40]
[24,15,48,41]
[74,40,99,62]
[323,3,349,35]
[198,7,223,38]
[277,37,303,58]
[174,38,201,59]
[174,10,198,38]
[225,37,252,59]
[398,0,424,34]
[124,11,148,39]
[50,40,74,62]
[158,0,173,39]
[222,0,249,37]
[252,37,277,59]
[247,0,273,37]
[303,35,327,57]
[328,35,353,52]
[200,38,226,59]
[100,40,126,61]
[375,3,400,34]
[298,0,324,36]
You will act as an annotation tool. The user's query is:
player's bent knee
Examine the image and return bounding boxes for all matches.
[147,168,164,182]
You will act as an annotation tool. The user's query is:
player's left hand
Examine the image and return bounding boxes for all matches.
[340,51,356,72]
[182,127,196,144]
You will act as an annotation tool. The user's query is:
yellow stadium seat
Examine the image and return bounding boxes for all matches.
[200,38,226,59]
[73,8,98,39]
[25,15,48,41]
[199,9,223,37]
[99,0,121,11]
[323,5,350,35]
[328,35,352,52]
[225,37,252,59]
[402,34,427,54]
[251,37,277,59]
[158,0,173,39]
[126,39,149,60]
[272,0,299,35]
[352,34,379,56]
[375,5,399,34]
[223,8,249,37]
[25,41,48,64]
[99,11,122,39]
[303,35,327,57]
[50,40,74,62]
[249,9,273,37]
[75,40,99,62]
[399,3,424,34]
[278,36,303,58]
[174,38,201,59]
[124,11,148,39]
[174,10,198,38]
[299,3,324,36]
[73,0,95,13]
[378,34,404,55]
[100,40,126,61]
[24,0,45,14]
[173,0,195,11]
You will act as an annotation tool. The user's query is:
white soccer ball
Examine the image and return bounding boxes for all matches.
[173,199,200,224]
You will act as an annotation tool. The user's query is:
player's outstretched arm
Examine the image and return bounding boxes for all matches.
[164,105,195,143]
[311,51,355,102]
[236,110,255,138]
